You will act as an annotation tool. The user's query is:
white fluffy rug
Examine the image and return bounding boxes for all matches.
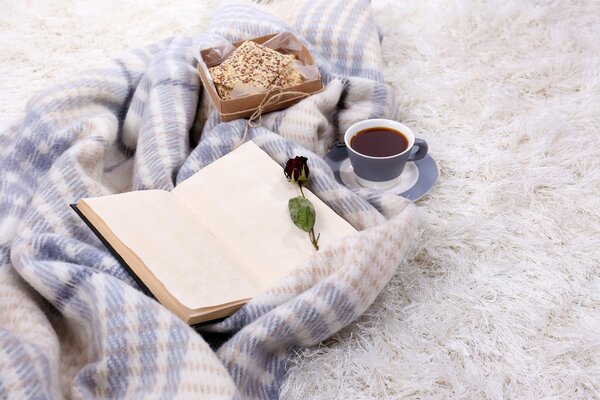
[2,0,599,398]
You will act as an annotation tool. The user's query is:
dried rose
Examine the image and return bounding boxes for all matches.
[284,156,320,251]
[284,156,310,184]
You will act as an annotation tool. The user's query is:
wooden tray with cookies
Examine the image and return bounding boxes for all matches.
[196,32,323,122]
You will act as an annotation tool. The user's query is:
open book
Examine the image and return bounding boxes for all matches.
[72,141,356,325]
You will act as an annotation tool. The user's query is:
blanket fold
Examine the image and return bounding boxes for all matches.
[0,1,419,398]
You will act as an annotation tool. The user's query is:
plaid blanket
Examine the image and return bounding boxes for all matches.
[0,0,419,398]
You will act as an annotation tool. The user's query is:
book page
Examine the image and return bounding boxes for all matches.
[172,141,357,290]
[81,190,259,310]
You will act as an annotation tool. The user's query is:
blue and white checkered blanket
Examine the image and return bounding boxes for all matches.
[0,1,419,398]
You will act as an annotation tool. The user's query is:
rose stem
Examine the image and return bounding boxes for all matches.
[298,183,306,198]
[309,229,319,251]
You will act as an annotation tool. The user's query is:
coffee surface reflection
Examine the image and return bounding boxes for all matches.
[350,127,408,157]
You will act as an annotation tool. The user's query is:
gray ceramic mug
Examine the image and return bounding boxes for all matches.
[344,119,428,190]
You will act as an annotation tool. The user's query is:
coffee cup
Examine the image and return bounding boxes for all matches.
[344,119,428,190]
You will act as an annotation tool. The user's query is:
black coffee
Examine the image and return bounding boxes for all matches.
[350,127,409,157]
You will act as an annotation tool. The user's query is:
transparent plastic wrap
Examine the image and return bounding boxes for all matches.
[193,34,235,68]
[194,32,320,99]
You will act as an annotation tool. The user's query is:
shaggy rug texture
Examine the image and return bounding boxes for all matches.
[1,0,599,398]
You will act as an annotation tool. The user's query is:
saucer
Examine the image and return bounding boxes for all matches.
[324,145,439,201]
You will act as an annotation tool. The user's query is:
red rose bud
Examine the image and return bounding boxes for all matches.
[284,156,310,184]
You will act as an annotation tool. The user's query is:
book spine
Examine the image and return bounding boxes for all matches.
[70,204,156,300]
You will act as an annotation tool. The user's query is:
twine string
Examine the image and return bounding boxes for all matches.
[222,87,311,148]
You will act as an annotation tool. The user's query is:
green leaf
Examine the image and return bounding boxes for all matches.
[288,196,316,232]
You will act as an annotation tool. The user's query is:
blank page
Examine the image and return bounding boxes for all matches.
[82,190,259,310]
[172,141,357,290]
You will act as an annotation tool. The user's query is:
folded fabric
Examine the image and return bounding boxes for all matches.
[0,0,418,399]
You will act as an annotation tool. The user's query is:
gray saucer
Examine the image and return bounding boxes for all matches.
[324,145,438,201]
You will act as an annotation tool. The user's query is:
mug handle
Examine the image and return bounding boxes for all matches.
[408,138,428,162]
